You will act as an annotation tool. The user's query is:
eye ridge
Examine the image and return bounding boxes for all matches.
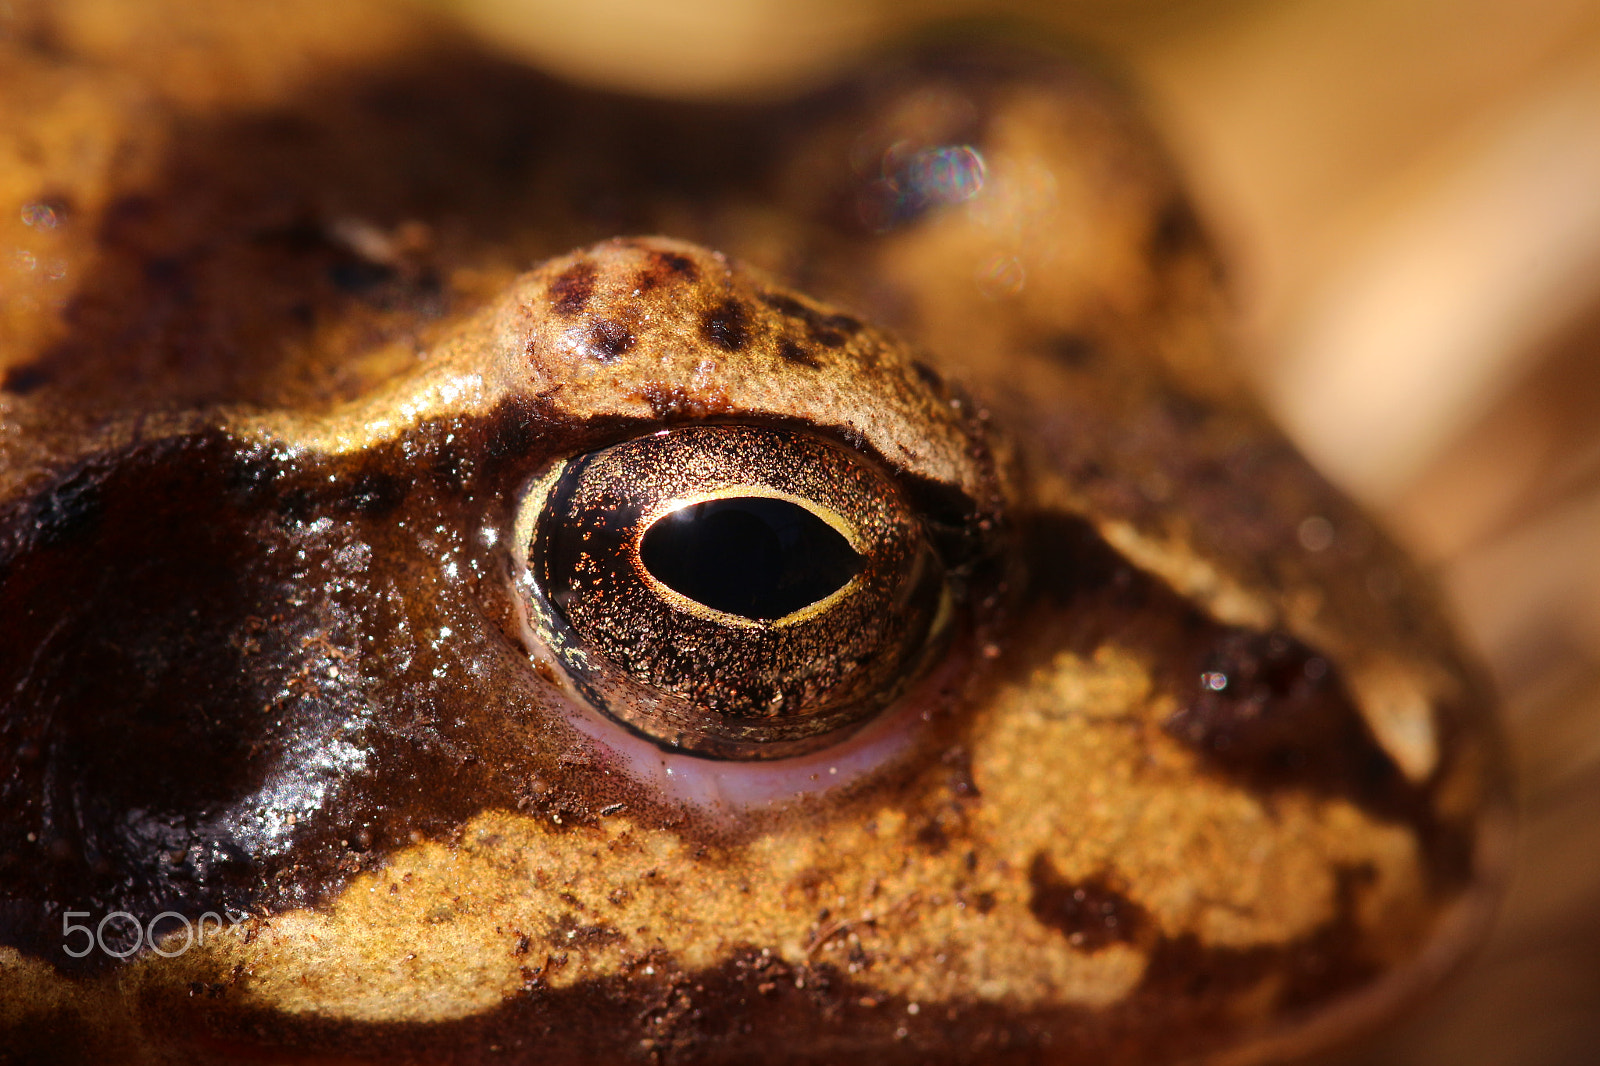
[639,493,866,624]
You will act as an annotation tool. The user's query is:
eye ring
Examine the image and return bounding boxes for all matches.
[513,424,952,760]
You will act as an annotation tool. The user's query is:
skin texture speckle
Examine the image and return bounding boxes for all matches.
[635,249,701,293]
[586,318,637,359]
[1027,858,1152,952]
[698,298,752,352]
[775,337,821,369]
[549,262,598,317]
[0,6,1507,1065]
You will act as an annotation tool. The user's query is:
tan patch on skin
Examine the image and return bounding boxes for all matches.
[970,646,1430,956]
[1343,659,1444,783]
[192,808,1149,1023]
[0,948,77,1024]
[1096,518,1281,632]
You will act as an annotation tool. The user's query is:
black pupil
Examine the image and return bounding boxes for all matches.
[640,496,865,621]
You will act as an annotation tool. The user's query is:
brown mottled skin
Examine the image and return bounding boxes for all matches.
[0,3,1507,1064]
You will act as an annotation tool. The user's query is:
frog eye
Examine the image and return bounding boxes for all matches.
[515,424,949,760]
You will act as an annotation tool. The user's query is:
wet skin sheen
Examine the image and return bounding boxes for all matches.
[0,27,1508,1066]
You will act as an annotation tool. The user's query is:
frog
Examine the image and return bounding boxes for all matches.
[0,3,1509,1063]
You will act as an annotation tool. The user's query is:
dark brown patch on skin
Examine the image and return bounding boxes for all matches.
[821,312,863,338]
[760,293,861,349]
[1156,386,1212,431]
[1027,855,1152,952]
[807,318,852,349]
[0,434,330,971]
[2,362,52,394]
[587,318,637,360]
[1040,333,1096,368]
[1166,630,1396,803]
[342,468,408,516]
[0,399,683,972]
[1137,865,1382,1010]
[632,383,733,421]
[776,337,821,369]
[700,298,751,352]
[910,360,944,392]
[760,292,811,320]
[546,914,624,950]
[1150,197,1206,261]
[913,819,951,854]
[548,261,597,316]
[634,249,699,293]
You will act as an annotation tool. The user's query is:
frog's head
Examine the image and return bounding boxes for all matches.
[0,236,1506,1064]
[0,36,1507,1066]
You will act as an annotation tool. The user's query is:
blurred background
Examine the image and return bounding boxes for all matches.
[6,0,1600,1061]
[428,3,1600,1061]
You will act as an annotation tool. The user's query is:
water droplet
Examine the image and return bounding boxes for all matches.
[20,202,59,229]
[976,252,1026,299]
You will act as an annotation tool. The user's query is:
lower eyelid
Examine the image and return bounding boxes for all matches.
[535,635,973,816]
